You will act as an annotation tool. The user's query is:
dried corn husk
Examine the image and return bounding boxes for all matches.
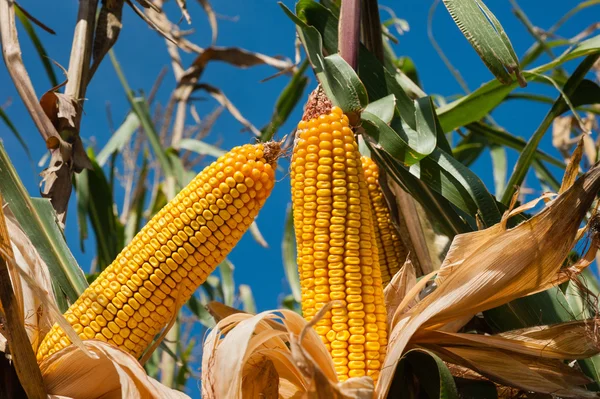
[201,304,374,399]
[39,340,189,399]
[376,163,600,397]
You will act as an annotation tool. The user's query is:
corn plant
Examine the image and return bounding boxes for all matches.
[1,0,600,398]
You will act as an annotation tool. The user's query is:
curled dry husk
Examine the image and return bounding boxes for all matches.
[40,340,189,399]
[201,304,374,399]
[0,207,189,399]
[202,162,600,398]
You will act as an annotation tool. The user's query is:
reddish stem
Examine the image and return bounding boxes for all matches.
[338,0,361,70]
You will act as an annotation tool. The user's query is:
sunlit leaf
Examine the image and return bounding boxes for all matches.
[441,0,523,85]
[0,143,88,305]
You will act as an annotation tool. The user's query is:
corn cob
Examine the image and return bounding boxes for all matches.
[290,96,387,383]
[361,156,407,287]
[37,142,279,362]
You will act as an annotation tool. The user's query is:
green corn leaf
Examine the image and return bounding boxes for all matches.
[501,54,600,204]
[489,144,507,199]
[219,259,235,307]
[261,61,309,142]
[368,144,474,237]
[437,35,600,133]
[0,142,87,306]
[281,4,368,113]
[110,51,174,182]
[239,284,256,314]
[178,138,226,159]
[361,111,422,165]
[282,205,301,302]
[96,111,140,167]
[75,150,125,271]
[186,295,215,328]
[124,156,148,244]
[389,348,458,398]
[363,94,396,124]
[441,0,523,85]
[467,122,566,170]
[452,132,486,167]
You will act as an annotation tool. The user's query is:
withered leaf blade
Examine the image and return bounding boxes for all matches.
[39,89,79,133]
[383,258,417,329]
[40,341,190,398]
[194,84,261,136]
[40,149,73,227]
[89,0,124,81]
[189,47,292,78]
[414,319,600,360]
[175,0,191,24]
[559,136,584,194]
[197,0,218,44]
[432,346,597,399]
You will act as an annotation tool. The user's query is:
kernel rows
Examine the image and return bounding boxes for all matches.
[291,107,388,382]
[362,157,407,287]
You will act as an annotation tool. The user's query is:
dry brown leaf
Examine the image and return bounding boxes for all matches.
[194,84,261,136]
[201,306,373,399]
[39,149,74,227]
[39,89,79,134]
[415,319,600,360]
[560,136,585,194]
[433,346,597,398]
[377,164,600,398]
[553,115,577,159]
[383,258,417,329]
[189,47,292,73]
[139,0,203,53]
[175,0,191,24]
[198,0,218,44]
[40,340,190,399]
[89,0,124,81]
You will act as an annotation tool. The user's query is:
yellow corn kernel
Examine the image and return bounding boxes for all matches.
[291,99,387,383]
[37,143,280,362]
[361,156,407,287]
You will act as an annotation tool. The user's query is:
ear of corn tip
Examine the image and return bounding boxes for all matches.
[291,106,388,383]
[37,142,280,362]
[361,156,407,288]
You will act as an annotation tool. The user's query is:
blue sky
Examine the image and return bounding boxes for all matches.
[1,0,598,395]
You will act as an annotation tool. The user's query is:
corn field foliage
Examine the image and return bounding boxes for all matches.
[1,0,600,398]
